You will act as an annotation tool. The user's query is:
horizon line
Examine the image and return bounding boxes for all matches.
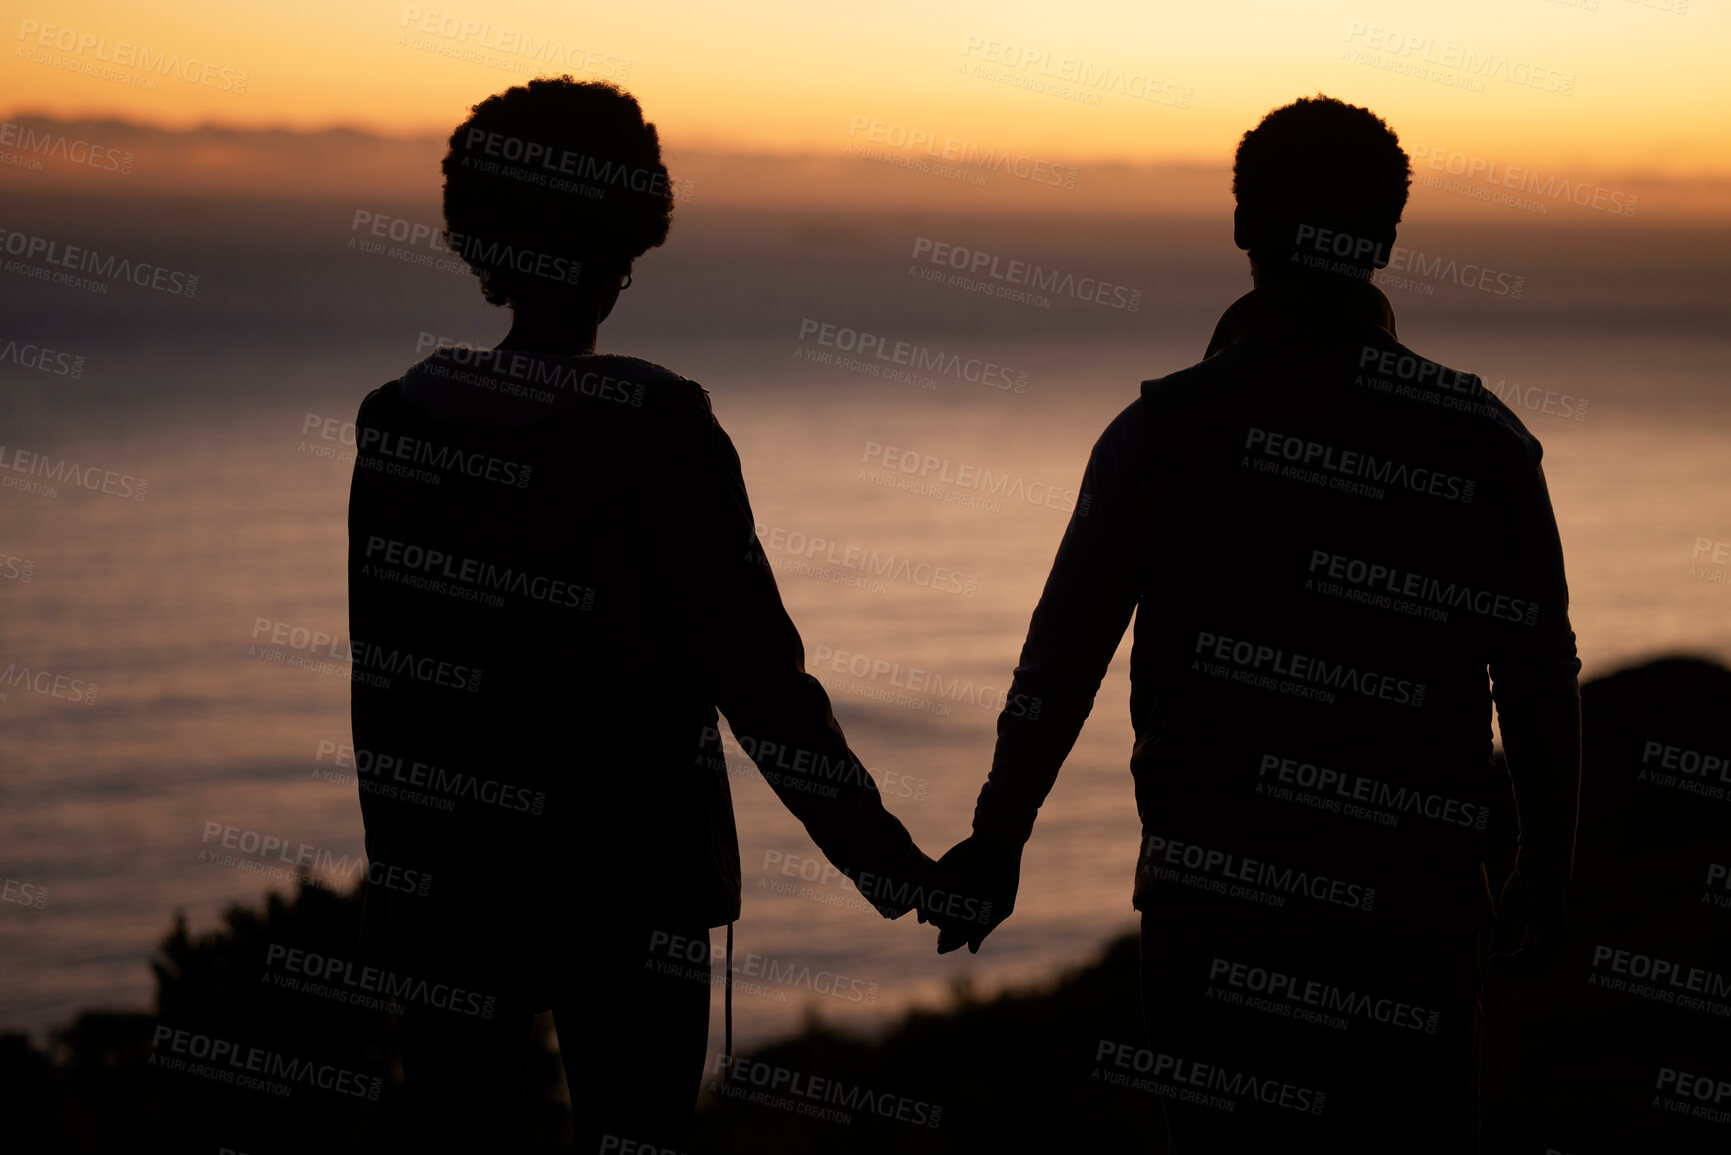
[5,109,1727,182]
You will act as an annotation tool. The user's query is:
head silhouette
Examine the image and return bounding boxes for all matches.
[1232,94,1410,280]
[441,76,674,312]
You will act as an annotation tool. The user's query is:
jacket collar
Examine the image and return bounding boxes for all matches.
[1203,275,1398,359]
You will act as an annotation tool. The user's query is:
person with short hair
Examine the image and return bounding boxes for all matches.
[928,95,1582,1152]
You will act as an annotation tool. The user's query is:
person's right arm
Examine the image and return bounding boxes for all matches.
[1489,463,1582,875]
[1487,461,1581,970]
[653,395,935,918]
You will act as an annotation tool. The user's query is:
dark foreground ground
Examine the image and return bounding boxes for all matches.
[2,656,1726,1153]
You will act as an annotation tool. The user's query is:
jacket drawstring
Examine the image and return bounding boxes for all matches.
[724,921,734,1062]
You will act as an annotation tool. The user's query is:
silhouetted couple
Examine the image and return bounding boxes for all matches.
[348,79,1579,1154]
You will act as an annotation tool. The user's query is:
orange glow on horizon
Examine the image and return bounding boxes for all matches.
[3,0,1728,178]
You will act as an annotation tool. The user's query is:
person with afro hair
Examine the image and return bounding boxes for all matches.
[347,77,942,1152]
[439,75,674,323]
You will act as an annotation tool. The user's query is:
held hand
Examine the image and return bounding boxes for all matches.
[879,847,941,920]
[927,835,1022,955]
[1490,864,1568,977]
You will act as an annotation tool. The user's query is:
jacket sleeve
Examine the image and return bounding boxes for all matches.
[347,388,411,960]
[658,398,932,917]
[1487,461,1582,880]
[972,400,1144,847]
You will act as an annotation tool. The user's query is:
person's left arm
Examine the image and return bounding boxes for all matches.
[937,398,1145,951]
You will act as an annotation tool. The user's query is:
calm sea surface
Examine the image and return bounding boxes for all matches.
[2,193,1728,1045]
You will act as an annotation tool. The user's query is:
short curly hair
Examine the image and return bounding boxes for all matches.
[441,77,674,307]
[1233,95,1411,274]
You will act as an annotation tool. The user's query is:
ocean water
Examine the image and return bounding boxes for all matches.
[1,189,1728,1048]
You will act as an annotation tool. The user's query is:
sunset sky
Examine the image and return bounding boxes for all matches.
[6,0,1728,176]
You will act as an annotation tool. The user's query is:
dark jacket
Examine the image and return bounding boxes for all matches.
[347,349,928,997]
[972,277,1581,927]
